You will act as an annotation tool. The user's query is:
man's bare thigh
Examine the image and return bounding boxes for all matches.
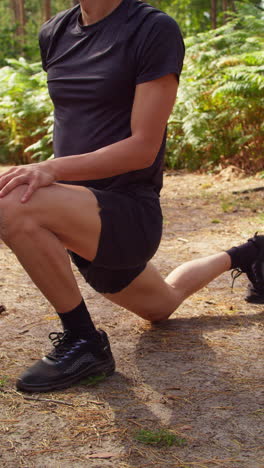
[2,183,101,261]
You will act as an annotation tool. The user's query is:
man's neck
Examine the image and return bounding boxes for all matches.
[79,0,123,26]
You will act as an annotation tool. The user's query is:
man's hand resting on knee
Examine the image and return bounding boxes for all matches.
[0,162,56,203]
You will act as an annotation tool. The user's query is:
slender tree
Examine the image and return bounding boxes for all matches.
[10,0,25,49]
[43,0,52,21]
[211,0,217,28]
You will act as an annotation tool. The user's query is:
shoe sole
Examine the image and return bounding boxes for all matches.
[16,359,115,393]
[245,296,264,304]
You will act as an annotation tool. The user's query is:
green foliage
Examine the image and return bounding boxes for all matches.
[0,0,74,67]
[0,23,21,65]
[166,3,264,171]
[0,57,53,164]
[0,2,263,169]
[134,428,187,447]
[163,0,211,36]
[211,219,221,223]
[0,376,8,388]
[0,4,18,65]
[79,374,107,386]
[149,0,263,36]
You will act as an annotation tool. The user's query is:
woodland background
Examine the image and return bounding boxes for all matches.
[0,0,263,171]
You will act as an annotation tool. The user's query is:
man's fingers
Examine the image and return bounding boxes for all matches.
[0,168,18,187]
[0,174,14,191]
[0,165,52,202]
[0,170,22,191]
[0,175,27,198]
[0,167,16,178]
[21,182,37,203]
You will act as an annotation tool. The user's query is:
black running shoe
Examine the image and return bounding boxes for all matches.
[16,329,115,393]
[231,233,264,304]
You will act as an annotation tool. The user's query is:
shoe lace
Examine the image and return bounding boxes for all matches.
[231,268,243,290]
[47,331,81,361]
[248,231,259,245]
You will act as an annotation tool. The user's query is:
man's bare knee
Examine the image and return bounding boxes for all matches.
[0,185,31,243]
[134,304,174,322]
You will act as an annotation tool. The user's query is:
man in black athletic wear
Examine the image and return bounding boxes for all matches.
[0,0,263,393]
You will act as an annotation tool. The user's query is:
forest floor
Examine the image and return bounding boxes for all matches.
[1,167,264,468]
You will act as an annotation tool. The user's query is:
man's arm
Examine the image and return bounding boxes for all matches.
[50,73,178,180]
[0,73,178,202]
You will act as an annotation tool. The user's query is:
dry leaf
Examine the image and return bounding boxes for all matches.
[86,452,119,459]
[180,425,193,431]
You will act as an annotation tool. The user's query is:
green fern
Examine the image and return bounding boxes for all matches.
[0,59,53,164]
[167,2,264,170]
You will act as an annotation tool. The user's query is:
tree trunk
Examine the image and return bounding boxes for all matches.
[10,0,26,49]
[43,0,52,22]
[72,0,79,5]
[222,0,228,23]
[230,0,236,11]
[211,0,217,29]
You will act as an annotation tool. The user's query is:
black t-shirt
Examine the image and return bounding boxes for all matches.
[39,0,185,197]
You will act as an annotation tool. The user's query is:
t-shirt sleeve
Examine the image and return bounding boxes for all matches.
[39,22,52,72]
[38,10,68,72]
[135,13,185,85]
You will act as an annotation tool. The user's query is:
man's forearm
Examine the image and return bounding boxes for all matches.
[46,135,159,182]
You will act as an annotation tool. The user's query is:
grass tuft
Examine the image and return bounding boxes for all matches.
[79,373,107,386]
[211,219,221,223]
[221,200,234,213]
[0,376,8,388]
[134,428,187,447]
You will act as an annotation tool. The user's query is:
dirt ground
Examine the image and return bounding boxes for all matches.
[1,168,264,468]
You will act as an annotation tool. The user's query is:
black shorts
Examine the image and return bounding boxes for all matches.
[68,188,163,294]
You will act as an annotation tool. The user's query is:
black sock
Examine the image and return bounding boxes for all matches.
[226,239,258,271]
[57,298,100,341]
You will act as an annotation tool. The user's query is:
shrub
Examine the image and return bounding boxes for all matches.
[0,3,263,171]
[166,3,264,171]
[0,57,53,164]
